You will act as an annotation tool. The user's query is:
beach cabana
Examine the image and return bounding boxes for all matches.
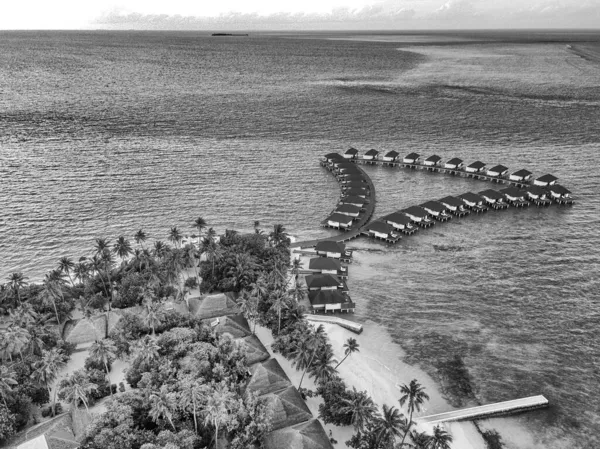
[459,192,488,212]
[444,158,464,170]
[261,386,314,431]
[439,196,470,216]
[315,241,346,259]
[534,174,558,186]
[247,359,292,396]
[509,169,533,182]
[423,155,442,166]
[486,165,509,178]
[264,419,334,449]
[335,204,361,217]
[500,186,529,207]
[465,161,486,173]
[305,274,343,291]
[421,201,451,221]
[308,257,346,276]
[325,213,354,230]
[344,147,359,159]
[382,212,417,233]
[364,221,398,240]
[548,184,571,200]
[343,187,368,198]
[189,292,240,320]
[340,195,367,207]
[308,290,354,313]
[382,150,400,162]
[403,152,420,164]
[363,149,380,161]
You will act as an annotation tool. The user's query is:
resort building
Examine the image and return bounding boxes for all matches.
[548,184,571,200]
[363,149,380,160]
[439,196,470,215]
[382,212,417,233]
[340,195,367,208]
[343,187,368,198]
[478,189,507,206]
[340,174,366,184]
[444,158,464,170]
[403,152,420,164]
[402,206,431,223]
[500,186,529,206]
[423,155,442,166]
[534,174,558,186]
[308,290,355,313]
[486,165,509,177]
[325,213,354,229]
[525,185,552,205]
[421,201,451,221]
[382,150,400,162]
[509,169,533,182]
[336,164,361,176]
[324,153,344,164]
[305,273,344,291]
[335,204,361,217]
[308,257,347,277]
[465,161,486,173]
[344,147,359,159]
[459,192,486,208]
[314,241,348,259]
[264,419,334,449]
[364,221,400,240]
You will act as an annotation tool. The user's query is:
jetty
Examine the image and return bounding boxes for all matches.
[305,314,363,334]
[417,395,549,424]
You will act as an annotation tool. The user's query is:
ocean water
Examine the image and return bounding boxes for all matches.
[1,30,599,448]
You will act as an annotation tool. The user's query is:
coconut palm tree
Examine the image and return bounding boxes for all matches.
[201,238,222,278]
[149,386,177,431]
[224,253,259,292]
[7,272,28,305]
[398,379,430,447]
[134,229,147,249]
[113,236,133,263]
[89,255,110,298]
[89,339,117,396]
[374,404,406,449]
[237,290,258,334]
[410,430,432,449]
[179,375,207,434]
[153,240,169,260]
[168,226,183,249]
[193,217,207,245]
[73,260,90,288]
[94,238,111,256]
[429,425,453,449]
[335,337,360,369]
[57,257,75,286]
[295,324,327,389]
[0,366,18,406]
[27,313,56,356]
[100,250,116,310]
[58,369,97,413]
[41,274,62,325]
[32,348,66,416]
[3,325,30,361]
[270,291,290,335]
[134,335,160,364]
[309,347,338,385]
[269,224,290,248]
[339,387,379,434]
[144,299,164,336]
[253,220,262,235]
[203,383,236,448]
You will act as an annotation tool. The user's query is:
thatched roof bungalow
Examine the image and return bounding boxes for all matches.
[238,335,270,366]
[247,359,292,396]
[263,419,334,449]
[189,292,240,320]
[261,386,313,431]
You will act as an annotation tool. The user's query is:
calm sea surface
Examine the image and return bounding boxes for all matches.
[1,30,599,448]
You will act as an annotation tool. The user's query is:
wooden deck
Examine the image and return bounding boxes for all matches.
[417,395,549,424]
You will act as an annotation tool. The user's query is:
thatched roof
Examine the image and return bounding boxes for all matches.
[247,359,291,396]
[264,419,334,449]
[238,335,270,366]
[189,293,240,320]
[262,386,313,431]
[10,413,79,449]
[63,315,106,345]
[213,314,251,339]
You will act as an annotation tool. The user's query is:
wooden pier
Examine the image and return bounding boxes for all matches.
[305,314,363,334]
[417,395,549,424]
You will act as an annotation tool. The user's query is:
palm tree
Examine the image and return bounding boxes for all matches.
[270,291,290,335]
[193,217,207,246]
[89,339,117,396]
[398,379,430,447]
[113,236,133,263]
[8,272,28,305]
[309,347,338,385]
[134,335,160,364]
[179,376,207,434]
[339,387,379,434]
[3,325,30,360]
[94,237,111,256]
[134,229,147,249]
[374,404,406,449]
[410,430,432,449]
[253,220,262,235]
[296,324,326,389]
[32,348,66,416]
[0,365,18,406]
[153,240,169,260]
[58,370,97,413]
[144,299,164,335]
[57,257,75,285]
[90,255,110,298]
[238,290,258,334]
[149,386,177,431]
[41,274,62,325]
[100,250,116,310]
[73,260,90,288]
[269,224,290,248]
[201,238,222,278]
[224,253,259,292]
[429,425,453,449]
[335,337,360,369]
[289,257,302,282]
[26,312,55,356]
[168,226,183,248]
[203,383,236,448]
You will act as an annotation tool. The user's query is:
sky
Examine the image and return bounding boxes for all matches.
[0,0,599,30]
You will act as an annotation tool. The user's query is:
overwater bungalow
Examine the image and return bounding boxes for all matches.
[423,155,442,167]
[363,149,380,161]
[486,164,509,178]
[305,274,345,291]
[315,241,350,259]
[324,153,344,164]
[382,212,418,234]
[421,201,452,221]
[382,150,400,163]
[478,189,508,209]
[402,206,435,227]
[548,184,572,201]
[444,157,464,170]
[465,161,486,173]
[344,147,359,160]
[340,195,367,207]
[336,164,361,175]
[525,185,552,206]
[403,152,420,164]
[364,221,401,240]
[343,187,368,198]
[340,174,366,184]
[459,192,488,212]
[533,174,558,186]
[509,169,533,182]
[308,290,355,313]
[325,212,354,230]
[335,204,361,218]
[308,257,347,277]
[500,186,529,207]
[439,196,470,216]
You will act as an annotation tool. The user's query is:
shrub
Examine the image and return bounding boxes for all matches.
[184,277,198,289]
[118,382,126,393]
[41,403,63,417]
[86,369,112,400]
[0,404,17,444]
[317,377,353,426]
[114,273,146,309]
[85,355,112,373]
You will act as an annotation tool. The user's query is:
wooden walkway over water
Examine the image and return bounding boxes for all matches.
[417,395,549,424]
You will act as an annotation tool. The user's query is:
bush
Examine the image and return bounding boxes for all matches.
[41,403,63,418]
[482,429,504,449]
[85,355,112,373]
[0,404,17,444]
[86,369,113,400]
[184,277,198,289]
[114,273,146,309]
[317,377,353,426]
[55,339,77,358]
[118,382,126,393]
